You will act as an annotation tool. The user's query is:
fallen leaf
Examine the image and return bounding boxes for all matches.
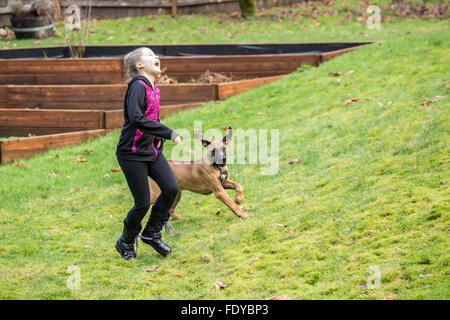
[344,98,359,105]
[145,265,160,272]
[104,174,110,178]
[71,156,87,163]
[230,107,238,112]
[85,149,94,154]
[111,168,121,172]
[382,294,398,300]
[346,70,355,75]
[264,295,290,300]
[33,40,40,45]
[48,171,58,178]
[215,209,221,216]
[15,162,25,167]
[214,281,228,290]
[106,36,114,41]
[328,72,341,77]
[336,78,341,85]
[288,158,302,164]
[287,229,295,235]
[421,95,445,106]
[275,223,288,227]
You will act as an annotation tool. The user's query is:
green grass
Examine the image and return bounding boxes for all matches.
[0,5,449,300]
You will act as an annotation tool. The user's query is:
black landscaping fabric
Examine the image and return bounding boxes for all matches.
[0,42,372,59]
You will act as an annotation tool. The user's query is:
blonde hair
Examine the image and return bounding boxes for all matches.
[123,47,150,82]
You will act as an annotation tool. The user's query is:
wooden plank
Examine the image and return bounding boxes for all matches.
[104,102,205,128]
[0,127,97,138]
[0,109,104,129]
[160,54,320,82]
[159,102,204,118]
[0,58,123,85]
[0,86,7,105]
[217,75,286,100]
[0,54,318,85]
[0,129,107,163]
[104,110,123,129]
[320,43,374,63]
[1,83,215,108]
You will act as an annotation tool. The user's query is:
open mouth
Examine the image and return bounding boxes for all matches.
[154,61,160,67]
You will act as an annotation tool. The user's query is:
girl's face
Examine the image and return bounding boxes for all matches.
[136,48,161,76]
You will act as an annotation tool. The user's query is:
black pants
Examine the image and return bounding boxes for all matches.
[117,153,179,233]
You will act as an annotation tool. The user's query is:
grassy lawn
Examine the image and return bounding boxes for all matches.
[0,3,449,299]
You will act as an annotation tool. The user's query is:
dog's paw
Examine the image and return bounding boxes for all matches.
[170,211,182,220]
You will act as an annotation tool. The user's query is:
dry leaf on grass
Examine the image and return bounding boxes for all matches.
[214,281,228,290]
[48,171,58,178]
[15,162,25,167]
[275,223,288,227]
[328,72,341,77]
[421,95,445,106]
[104,174,110,178]
[288,158,302,164]
[111,168,121,172]
[145,265,160,273]
[264,295,290,300]
[71,156,87,163]
[344,98,359,105]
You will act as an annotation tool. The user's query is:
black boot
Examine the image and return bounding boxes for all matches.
[115,222,141,260]
[139,210,172,257]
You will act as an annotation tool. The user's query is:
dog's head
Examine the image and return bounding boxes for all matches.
[194,127,232,166]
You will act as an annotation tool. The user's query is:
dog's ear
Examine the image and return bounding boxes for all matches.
[223,127,232,145]
[194,132,212,147]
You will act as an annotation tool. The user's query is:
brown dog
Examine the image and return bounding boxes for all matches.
[148,127,248,219]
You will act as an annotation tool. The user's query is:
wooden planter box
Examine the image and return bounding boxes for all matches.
[0,75,284,110]
[0,54,321,85]
[0,42,374,163]
[0,102,207,163]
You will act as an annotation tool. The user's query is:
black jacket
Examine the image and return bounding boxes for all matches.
[115,75,179,161]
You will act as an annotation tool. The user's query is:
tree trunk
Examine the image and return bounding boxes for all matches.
[238,0,256,18]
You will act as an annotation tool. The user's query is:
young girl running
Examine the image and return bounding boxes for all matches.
[115,47,181,260]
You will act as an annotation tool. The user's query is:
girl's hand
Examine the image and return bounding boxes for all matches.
[174,136,181,145]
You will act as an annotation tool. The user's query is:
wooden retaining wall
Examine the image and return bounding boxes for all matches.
[0,75,283,110]
[0,129,108,164]
[0,54,320,85]
[0,102,207,163]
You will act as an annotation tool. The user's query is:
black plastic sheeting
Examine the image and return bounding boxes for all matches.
[0,42,371,59]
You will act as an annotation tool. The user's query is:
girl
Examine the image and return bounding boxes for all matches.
[115,47,181,260]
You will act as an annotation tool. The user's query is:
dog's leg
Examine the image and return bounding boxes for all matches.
[213,188,249,218]
[169,191,183,220]
[222,179,244,205]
